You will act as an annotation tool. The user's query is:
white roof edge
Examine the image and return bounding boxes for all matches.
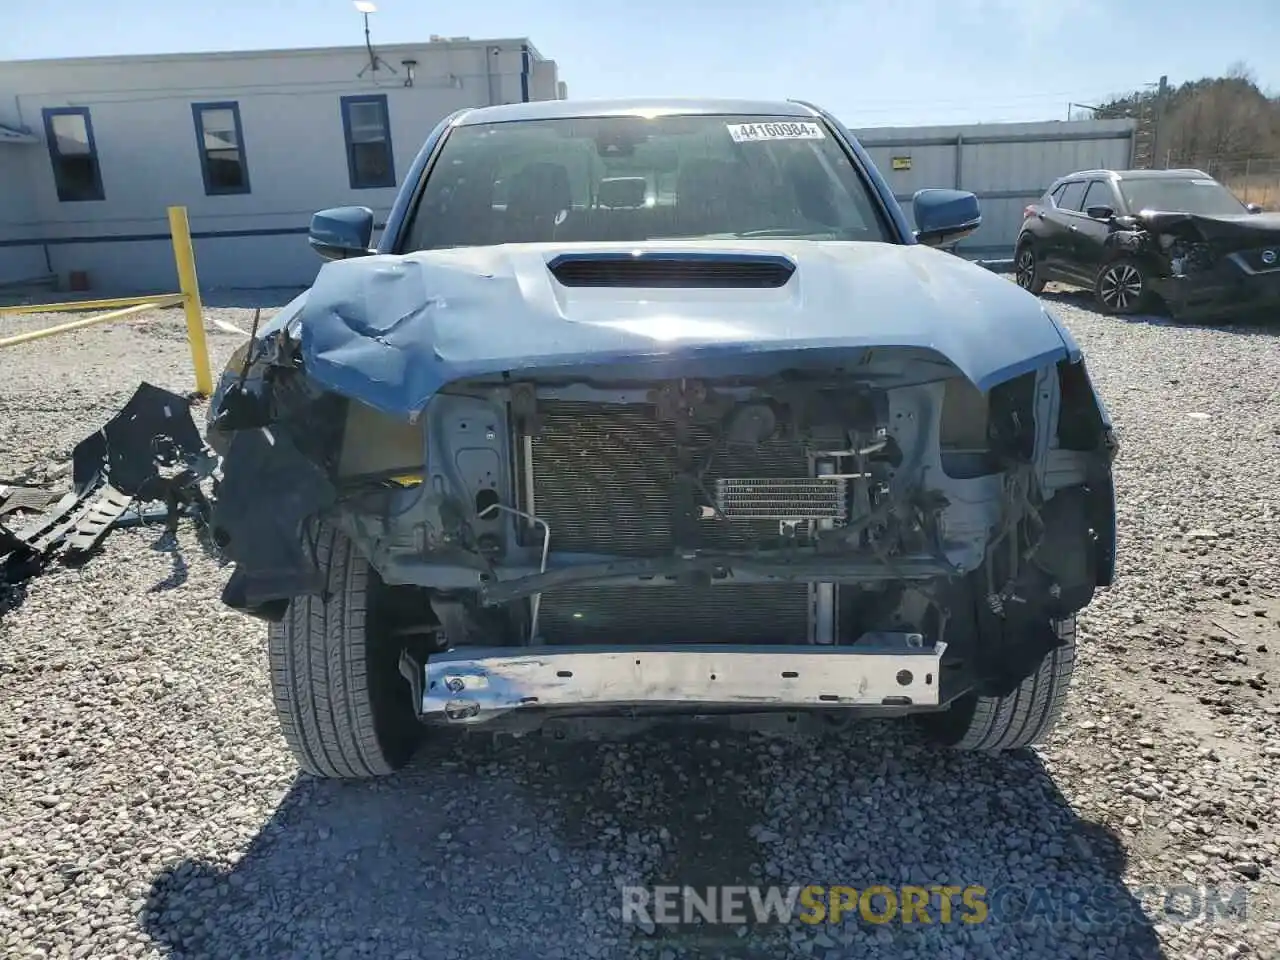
[0,37,547,68]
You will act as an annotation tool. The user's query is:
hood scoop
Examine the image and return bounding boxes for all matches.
[547,251,796,289]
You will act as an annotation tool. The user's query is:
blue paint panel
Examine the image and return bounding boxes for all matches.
[41,106,105,202]
[191,101,251,196]
[340,94,396,190]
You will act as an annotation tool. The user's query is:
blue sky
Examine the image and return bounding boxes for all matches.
[7,0,1279,127]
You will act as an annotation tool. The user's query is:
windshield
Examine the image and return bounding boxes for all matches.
[402,114,894,251]
[1118,176,1247,217]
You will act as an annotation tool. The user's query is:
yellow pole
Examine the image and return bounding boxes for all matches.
[0,302,163,349]
[168,205,213,396]
[0,293,183,315]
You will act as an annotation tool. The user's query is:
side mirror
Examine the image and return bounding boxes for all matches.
[309,206,375,261]
[1246,203,1263,214]
[912,188,981,247]
[1086,204,1115,221]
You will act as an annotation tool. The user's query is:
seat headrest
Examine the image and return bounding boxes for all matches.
[506,162,572,217]
[597,176,648,209]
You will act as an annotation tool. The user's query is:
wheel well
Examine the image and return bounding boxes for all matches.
[1098,250,1162,276]
[1094,253,1169,307]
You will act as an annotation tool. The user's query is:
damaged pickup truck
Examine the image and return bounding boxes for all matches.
[1016,167,1280,320]
[206,98,1119,779]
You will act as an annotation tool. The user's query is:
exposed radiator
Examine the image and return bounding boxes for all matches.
[525,400,813,557]
[537,584,811,645]
[713,477,848,522]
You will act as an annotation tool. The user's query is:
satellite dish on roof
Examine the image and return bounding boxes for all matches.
[352,0,397,80]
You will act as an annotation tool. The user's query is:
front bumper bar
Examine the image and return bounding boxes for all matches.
[416,638,947,725]
[1150,269,1280,322]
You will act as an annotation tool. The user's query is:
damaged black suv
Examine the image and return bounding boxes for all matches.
[1015,167,1280,321]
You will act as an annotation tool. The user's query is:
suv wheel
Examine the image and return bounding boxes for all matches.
[1095,258,1148,314]
[920,617,1076,752]
[267,523,424,778]
[1014,241,1046,295]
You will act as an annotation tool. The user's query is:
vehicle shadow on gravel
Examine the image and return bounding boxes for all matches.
[143,525,229,593]
[145,532,191,592]
[140,723,1163,960]
[1040,288,1280,334]
[0,580,28,617]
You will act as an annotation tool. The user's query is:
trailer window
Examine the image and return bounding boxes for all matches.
[342,95,396,190]
[42,107,104,202]
[192,102,251,195]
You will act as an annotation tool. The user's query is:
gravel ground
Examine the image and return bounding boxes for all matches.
[1,286,1279,959]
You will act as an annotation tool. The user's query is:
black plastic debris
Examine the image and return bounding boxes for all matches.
[0,488,94,584]
[72,382,209,498]
[62,487,135,557]
[71,381,216,532]
[2,381,218,587]
[0,485,61,516]
[0,521,26,560]
[212,425,335,619]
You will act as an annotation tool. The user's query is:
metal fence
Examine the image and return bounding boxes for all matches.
[852,119,1138,260]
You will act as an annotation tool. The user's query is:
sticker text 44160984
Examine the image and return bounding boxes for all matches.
[726,121,826,143]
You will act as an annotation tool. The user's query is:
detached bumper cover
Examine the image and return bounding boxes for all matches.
[418,640,946,725]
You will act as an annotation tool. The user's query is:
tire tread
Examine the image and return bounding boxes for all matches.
[267,524,400,779]
[948,617,1076,752]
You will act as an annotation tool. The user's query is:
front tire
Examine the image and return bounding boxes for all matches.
[1014,240,1046,295]
[267,523,424,779]
[922,617,1076,752]
[1095,258,1149,314]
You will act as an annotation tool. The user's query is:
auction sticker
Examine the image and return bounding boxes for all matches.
[727,121,825,142]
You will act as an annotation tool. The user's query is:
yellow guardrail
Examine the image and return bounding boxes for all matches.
[0,206,214,396]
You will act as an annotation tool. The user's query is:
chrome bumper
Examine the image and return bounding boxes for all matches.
[417,637,946,725]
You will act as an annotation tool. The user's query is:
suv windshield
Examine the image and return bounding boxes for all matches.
[402,114,893,250]
[1118,176,1247,217]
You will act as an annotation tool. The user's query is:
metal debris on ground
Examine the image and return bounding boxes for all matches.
[0,485,61,516]
[0,489,91,584]
[0,381,217,586]
[62,487,137,557]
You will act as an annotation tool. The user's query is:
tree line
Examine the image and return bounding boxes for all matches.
[1090,62,1280,166]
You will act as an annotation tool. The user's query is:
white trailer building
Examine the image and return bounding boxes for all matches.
[1,50,1138,294]
[0,39,564,292]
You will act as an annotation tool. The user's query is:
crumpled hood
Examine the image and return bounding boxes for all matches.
[289,240,1070,418]
[1137,209,1280,243]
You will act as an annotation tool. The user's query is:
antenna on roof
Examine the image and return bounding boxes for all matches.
[353,1,397,79]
